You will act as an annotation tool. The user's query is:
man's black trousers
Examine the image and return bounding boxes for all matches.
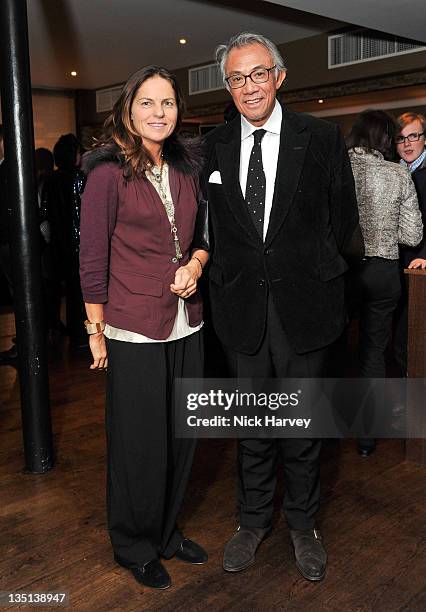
[225,297,329,531]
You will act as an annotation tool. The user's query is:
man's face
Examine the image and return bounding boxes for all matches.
[225,43,286,127]
[396,119,425,164]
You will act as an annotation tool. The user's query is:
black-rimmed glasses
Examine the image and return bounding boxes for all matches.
[225,66,277,89]
[395,131,425,144]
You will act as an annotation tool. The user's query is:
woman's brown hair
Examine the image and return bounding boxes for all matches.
[346,109,397,160]
[96,65,185,179]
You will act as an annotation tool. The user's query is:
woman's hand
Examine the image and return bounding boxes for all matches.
[408,258,426,269]
[170,259,201,299]
[89,332,108,370]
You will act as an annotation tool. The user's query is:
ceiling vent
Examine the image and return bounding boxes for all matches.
[96,86,122,113]
[189,63,224,95]
[328,29,426,68]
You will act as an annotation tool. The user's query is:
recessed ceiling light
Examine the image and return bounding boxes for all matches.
[70,71,77,77]
[179,38,187,45]
[318,99,324,104]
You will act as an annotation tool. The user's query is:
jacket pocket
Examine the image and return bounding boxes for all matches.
[116,271,163,297]
[319,254,348,281]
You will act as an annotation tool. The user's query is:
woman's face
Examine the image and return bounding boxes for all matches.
[130,75,178,150]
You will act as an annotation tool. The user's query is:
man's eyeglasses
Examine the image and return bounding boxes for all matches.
[225,66,277,90]
[395,131,425,144]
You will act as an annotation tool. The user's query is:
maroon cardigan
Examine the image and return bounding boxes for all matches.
[79,161,203,340]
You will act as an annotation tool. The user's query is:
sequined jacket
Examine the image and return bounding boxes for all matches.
[41,168,86,265]
[348,148,423,259]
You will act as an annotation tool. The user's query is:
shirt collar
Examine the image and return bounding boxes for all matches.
[399,148,426,173]
[241,99,282,141]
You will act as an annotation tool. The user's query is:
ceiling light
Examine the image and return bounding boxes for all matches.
[70,71,77,77]
[318,99,324,104]
[179,38,187,45]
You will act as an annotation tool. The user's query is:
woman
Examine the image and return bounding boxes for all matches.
[79,66,209,590]
[346,110,423,456]
[43,134,86,342]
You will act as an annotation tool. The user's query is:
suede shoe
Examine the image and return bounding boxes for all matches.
[223,526,270,572]
[290,528,327,581]
[115,557,171,590]
[175,538,208,564]
[357,439,376,457]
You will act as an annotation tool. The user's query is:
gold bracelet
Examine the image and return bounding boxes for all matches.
[84,320,106,335]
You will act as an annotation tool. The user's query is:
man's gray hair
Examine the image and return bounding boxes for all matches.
[215,32,287,84]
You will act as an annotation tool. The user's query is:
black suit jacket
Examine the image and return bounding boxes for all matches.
[400,162,426,267]
[203,105,359,355]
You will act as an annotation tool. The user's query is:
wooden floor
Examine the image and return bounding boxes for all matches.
[1,308,426,611]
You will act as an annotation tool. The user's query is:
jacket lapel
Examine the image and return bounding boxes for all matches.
[215,118,263,244]
[265,107,311,247]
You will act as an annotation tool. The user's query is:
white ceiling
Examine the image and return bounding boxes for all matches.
[20,0,426,90]
[268,0,426,43]
[26,0,342,89]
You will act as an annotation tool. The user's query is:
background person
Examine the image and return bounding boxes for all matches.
[393,112,426,375]
[79,66,209,590]
[0,126,17,362]
[42,134,86,344]
[34,147,59,336]
[346,110,423,455]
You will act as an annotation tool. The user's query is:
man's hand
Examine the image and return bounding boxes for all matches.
[170,259,201,299]
[89,332,108,370]
[408,258,426,269]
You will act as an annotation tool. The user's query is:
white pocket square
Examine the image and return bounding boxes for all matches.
[208,170,222,184]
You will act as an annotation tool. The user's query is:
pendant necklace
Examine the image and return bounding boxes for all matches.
[149,159,183,260]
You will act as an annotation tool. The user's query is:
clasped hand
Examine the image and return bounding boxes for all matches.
[170,259,201,299]
[88,260,200,371]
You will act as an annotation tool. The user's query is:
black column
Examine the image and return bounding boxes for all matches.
[0,0,53,473]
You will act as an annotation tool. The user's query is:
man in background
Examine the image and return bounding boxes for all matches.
[394,112,426,374]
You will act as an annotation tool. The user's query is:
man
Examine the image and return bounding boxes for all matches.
[394,112,426,374]
[203,33,359,581]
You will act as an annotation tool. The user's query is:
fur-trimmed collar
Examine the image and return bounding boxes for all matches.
[81,136,205,177]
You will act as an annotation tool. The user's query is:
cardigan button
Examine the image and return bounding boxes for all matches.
[172,257,178,263]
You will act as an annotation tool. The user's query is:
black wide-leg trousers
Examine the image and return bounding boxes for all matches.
[225,297,329,531]
[350,258,401,378]
[105,331,203,567]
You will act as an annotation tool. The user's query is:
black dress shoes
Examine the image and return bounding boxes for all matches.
[175,538,208,564]
[115,557,171,590]
[223,526,270,572]
[357,439,376,457]
[290,528,327,582]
